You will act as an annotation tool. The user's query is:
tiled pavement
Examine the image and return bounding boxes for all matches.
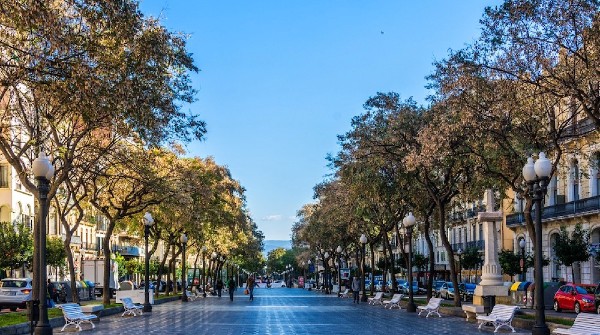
[59,289,531,335]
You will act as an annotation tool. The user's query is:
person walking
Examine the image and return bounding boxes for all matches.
[46,279,56,307]
[351,276,360,304]
[216,279,224,297]
[246,276,256,301]
[227,277,236,301]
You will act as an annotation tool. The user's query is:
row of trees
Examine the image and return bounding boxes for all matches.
[292,0,600,306]
[0,1,264,305]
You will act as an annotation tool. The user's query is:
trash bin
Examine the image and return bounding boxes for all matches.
[527,282,560,310]
[511,281,531,306]
[85,280,95,300]
[482,295,496,315]
[510,282,521,305]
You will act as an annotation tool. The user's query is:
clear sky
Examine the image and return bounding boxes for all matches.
[139,0,501,241]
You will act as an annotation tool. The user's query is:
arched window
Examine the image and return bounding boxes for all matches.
[591,153,600,197]
[550,233,562,281]
[569,159,580,202]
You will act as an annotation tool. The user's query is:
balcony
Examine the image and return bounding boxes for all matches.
[506,195,600,227]
[81,242,98,251]
[465,240,485,250]
[112,245,142,257]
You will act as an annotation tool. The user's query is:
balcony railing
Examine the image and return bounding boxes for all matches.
[466,240,485,250]
[506,195,600,227]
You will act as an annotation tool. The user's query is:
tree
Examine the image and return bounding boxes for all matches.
[46,236,67,275]
[499,250,521,281]
[553,224,590,282]
[0,222,33,277]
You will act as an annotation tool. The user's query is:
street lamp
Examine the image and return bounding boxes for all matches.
[523,152,552,335]
[519,239,527,282]
[301,261,306,288]
[403,212,417,313]
[336,246,342,294]
[32,151,54,335]
[323,252,330,294]
[360,234,368,302]
[456,248,463,283]
[202,246,207,297]
[307,260,312,289]
[142,212,154,312]
[180,233,188,302]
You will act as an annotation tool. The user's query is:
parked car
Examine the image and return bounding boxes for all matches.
[398,281,419,294]
[433,280,446,298]
[553,283,596,314]
[0,278,32,311]
[439,281,455,300]
[459,283,476,301]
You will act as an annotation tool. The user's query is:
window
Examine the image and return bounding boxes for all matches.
[0,165,8,188]
[571,160,580,201]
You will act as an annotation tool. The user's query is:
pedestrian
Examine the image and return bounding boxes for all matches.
[351,276,360,304]
[246,275,256,301]
[216,279,224,297]
[46,279,56,307]
[227,276,236,301]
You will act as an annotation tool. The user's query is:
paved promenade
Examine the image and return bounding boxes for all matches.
[60,288,530,335]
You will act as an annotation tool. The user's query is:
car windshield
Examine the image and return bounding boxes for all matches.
[446,283,453,288]
[575,285,594,294]
[434,282,444,289]
[1,280,27,288]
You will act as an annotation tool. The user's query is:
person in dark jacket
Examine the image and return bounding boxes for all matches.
[216,279,224,297]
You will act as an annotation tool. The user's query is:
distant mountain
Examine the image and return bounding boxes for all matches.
[263,240,291,256]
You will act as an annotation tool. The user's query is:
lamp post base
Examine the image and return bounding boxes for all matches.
[143,303,152,312]
[34,324,52,335]
[531,324,550,335]
[406,301,417,312]
[360,293,368,302]
[182,294,188,302]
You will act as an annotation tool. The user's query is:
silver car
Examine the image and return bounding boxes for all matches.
[0,278,33,311]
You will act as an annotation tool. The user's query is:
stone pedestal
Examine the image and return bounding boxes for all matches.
[466,190,509,315]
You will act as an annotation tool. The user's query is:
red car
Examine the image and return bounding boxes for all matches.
[553,283,596,314]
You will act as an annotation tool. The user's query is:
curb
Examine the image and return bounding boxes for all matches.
[0,295,182,335]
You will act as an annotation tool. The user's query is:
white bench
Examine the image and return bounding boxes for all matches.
[120,297,144,316]
[382,294,403,309]
[58,303,99,332]
[368,292,384,305]
[338,288,350,298]
[553,313,600,335]
[476,304,519,333]
[417,297,443,318]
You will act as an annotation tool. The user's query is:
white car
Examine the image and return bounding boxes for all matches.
[0,278,33,311]
[270,280,286,288]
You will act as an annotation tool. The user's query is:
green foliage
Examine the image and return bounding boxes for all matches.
[460,248,482,270]
[266,247,297,273]
[498,249,521,278]
[553,224,590,281]
[553,224,590,267]
[46,236,67,269]
[124,259,141,275]
[412,253,428,271]
[0,222,33,272]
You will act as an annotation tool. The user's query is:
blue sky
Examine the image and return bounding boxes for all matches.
[139,0,501,240]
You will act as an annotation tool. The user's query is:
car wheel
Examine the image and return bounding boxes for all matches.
[553,300,561,312]
[9,307,17,312]
[574,302,581,314]
[597,304,600,314]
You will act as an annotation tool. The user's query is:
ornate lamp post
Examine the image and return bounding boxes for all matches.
[519,239,527,282]
[403,212,417,312]
[323,252,330,294]
[456,248,463,283]
[32,152,54,335]
[360,234,368,302]
[336,245,342,293]
[202,246,207,297]
[307,260,312,289]
[523,152,552,335]
[180,233,188,302]
[142,212,154,312]
[301,261,306,288]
